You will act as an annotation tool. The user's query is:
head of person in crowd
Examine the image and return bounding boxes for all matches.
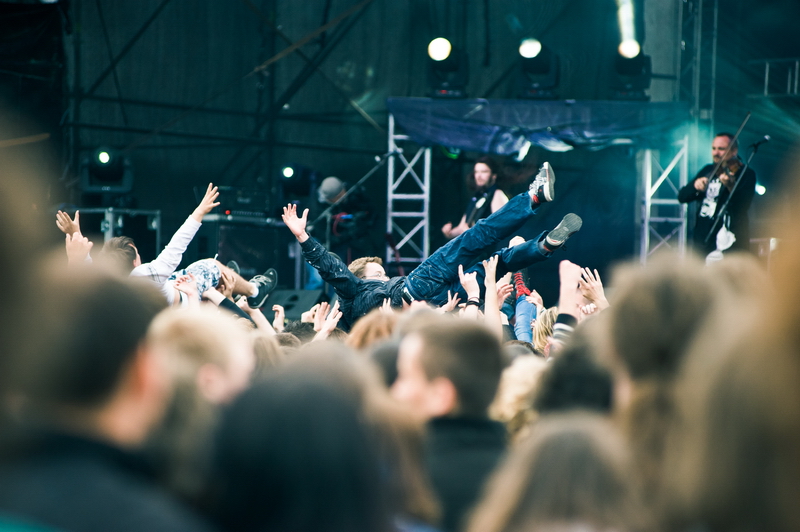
[489,355,548,444]
[273,331,301,352]
[599,251,732,506]
[317,176,346,205]
[368,338,402,388]
[534,319,613,417]
[15,264,169,446]
[345,307,398,351]
[661,171,800,532]
[283,321,317,344]
[249,330,285,382]
[392,318,505,420]
[532,306,557,356]
[348,255,389,281]
[467,413,646,532]
[502,340,537,359]
[210,340,439,532]
[705,250,772,303]
[144,307,255,501]
[467,156,502,193]
[101,236,141,273]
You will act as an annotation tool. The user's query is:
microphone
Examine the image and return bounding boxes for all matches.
[751,135,771,148]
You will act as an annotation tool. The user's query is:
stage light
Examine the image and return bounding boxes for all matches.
[519,38,542,59]
[618,39,640,59]
[280,163,318,196]
[517,43,559,99]
[428,38,452,61]
[80,147,133,193]
[610,49,651,100]
[427,39,469,98]
[756,184,766,195]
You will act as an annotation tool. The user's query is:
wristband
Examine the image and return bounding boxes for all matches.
[466,299,482,307]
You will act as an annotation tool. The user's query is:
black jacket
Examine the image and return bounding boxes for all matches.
[678,163,756,255]
[301,235,405,330]
[0,430,214,532]
[424,417,507,532]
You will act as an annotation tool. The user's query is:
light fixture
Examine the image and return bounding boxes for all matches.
[427,37,469,98]
[610,50,651,100]
[80,147,133,193]
[280,163,318,196]
[517,40,559,99]
[755,183,766,195]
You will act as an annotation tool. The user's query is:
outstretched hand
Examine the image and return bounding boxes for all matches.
[65,232,93,264]
[579,267,610,311]
[191,183,220,222]
[458,264,480,300]
[56,210,82,236]
[281,203,309,242]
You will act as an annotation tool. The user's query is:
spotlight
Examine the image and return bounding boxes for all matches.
[80,147,133,193]
[517,42,558,99]
[610,50,651,100]
[618,39,640,59]
[427,38,469,98]
[428,38,452,61]
[756,184,766,195]
[280,163,318,196]
[519,38,542,59]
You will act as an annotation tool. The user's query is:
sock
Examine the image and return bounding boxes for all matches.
[248,282,259,297]
[528,187,541,205]
[514,272,531,298]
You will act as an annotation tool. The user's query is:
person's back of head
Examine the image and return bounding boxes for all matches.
[467,413,646,532]
[393,318,504,419]
[210,364,392,532]
[345,307,398,351]
[283,321,317,344]
[100,236,139,274]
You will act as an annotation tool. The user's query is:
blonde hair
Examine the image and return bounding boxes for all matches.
[532,307,557,354]
[489,355,548,443]
[348,256,383,278]
[345,308,398,351]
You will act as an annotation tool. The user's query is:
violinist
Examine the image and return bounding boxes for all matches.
[678,132,757,256]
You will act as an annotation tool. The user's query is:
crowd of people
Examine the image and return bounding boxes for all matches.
[0,143,799,532]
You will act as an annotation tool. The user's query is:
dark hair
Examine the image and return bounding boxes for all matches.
[18,266,167,407]
[414,320,504,417]
[466,156,502,193]
[101,236,138,273]
[283,321,317,344]
[368,338,401,387]
[534,350,613,415]
[211,371,391,532]
[714,132,738,151]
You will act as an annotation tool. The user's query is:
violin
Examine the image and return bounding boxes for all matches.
[716,156,743,181]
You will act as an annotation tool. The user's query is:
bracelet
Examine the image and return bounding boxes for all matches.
[466,299,482,307]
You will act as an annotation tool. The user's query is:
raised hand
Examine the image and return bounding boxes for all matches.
[271,304,286,333]
[496,282,513,309]
[56,210,81,235]
[526,289,544,310]
[218,268,236,300]
[313,300,342,341]
[65,233,93,264]
[579,267,609,311]
[438,290,461,313]
[191,183,220,222]
[301,303,320,324]
[281,203,309,241]
[458,264,480,300]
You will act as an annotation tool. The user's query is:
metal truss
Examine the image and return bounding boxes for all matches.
[640,135,689,262]
[385,114,430,273]
[748,58,800,98]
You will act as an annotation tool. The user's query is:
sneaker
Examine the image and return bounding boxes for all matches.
[247,268,278,309]
[529,161,555,203]
[544,213,582,249]
[226,260,240,275]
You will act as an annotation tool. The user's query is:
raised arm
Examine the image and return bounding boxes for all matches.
[56,210,82,236]
[191,183,220,223]
[282,203,310,243]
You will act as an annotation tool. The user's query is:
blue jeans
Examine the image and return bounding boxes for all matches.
[513,294,537,343]
[404,192,551,306]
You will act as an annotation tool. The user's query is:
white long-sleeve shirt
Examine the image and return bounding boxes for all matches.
[130,216,202,304]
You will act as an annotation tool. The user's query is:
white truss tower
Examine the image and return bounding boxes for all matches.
[640,135,689,262]
[386,115,431,271]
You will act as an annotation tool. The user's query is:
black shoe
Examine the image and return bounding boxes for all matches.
[247,268,278,309]
[529,161,555,203]
[545,213,582,249]
[226,260,240,275]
